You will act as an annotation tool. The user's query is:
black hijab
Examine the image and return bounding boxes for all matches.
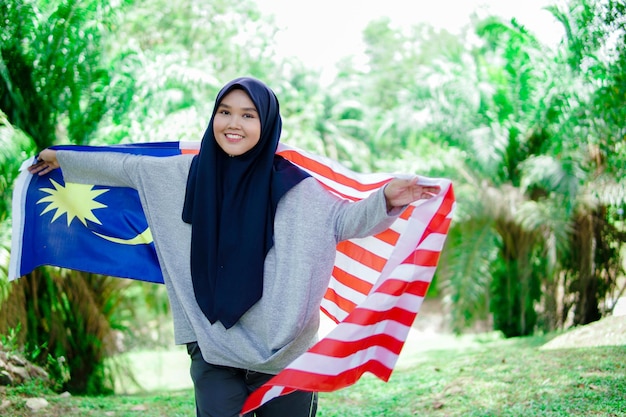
[182,77,310,329]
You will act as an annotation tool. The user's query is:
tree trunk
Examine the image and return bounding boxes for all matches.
[572,211,601,325]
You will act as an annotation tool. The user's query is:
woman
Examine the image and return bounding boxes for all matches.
[29,77,440,417]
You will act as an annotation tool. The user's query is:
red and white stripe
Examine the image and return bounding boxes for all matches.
[218,142,456,415]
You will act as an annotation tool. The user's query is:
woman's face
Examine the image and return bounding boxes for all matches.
[213,89,261,156]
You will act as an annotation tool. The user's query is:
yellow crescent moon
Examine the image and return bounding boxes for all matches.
[92,228,153,245]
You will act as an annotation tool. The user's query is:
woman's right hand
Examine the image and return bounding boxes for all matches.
[28,149,59,176]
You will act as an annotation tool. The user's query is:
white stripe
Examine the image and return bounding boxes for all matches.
[322,292,425,341]
[327,273,369,302]
[320,299,360,324]
[8,159,36,281]
[320,299,349,322]
[326,264,432,315]
[328,244,441,314]
[387,264,438,282]
[308,171,373,192]
[286,345,399,376]
[417,233,449,252]
[334,251,382,285]
[309,176,381,200]
[374,199,447,287]
[387,217,409,235]
[278,143,393,185]
[245,385,290,412]
[277,145,395,202]
[358,291,426,314]
[179,140,200,151]
[323,320,412,343]
[260,385,288,404]
[344,234,395,260]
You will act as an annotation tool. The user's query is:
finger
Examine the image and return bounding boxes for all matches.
[28,162,46,174]
[27,163,42,174]
[422,185,441,194]
[30,163,50,176]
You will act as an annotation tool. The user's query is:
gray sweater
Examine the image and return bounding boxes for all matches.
[57,150,400,374]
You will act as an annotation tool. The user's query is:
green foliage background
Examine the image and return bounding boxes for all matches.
[0,0,624,394]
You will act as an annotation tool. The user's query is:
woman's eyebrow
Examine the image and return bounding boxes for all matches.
[218,102,258,113]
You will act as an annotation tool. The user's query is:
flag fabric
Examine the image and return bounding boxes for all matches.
[9,142,185,283]
[241,145,455,414]
[10,141,455,414]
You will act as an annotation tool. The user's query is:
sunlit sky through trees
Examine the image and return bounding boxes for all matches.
[254,0,565,83]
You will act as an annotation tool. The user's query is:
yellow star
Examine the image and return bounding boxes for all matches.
[37,179,108,227]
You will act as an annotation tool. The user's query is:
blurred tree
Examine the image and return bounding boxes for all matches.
[432,1,624,334]
[0,0,114,148]
[0,0,131,393]
[547,0,626,325]
[97,0,283,146]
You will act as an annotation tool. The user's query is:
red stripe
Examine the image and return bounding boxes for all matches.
[426,188,455,233]
[434,217,452,234]
[399,204,414,220]
[331,266,373,296]
[242,385,296,414]
[342,305,417,327]
[242,360,394,413]
[375,228,401,246]
[265,359,393,392]
[278,150,390,193]
[424,211,451,237]
[414,190,454,246]
[317,182,360,202]
[337,241,387,273]
[402,249,441,268]
[323,287,357,315]
[320,306,340,324]
[308,332,404,357]
[375,279,430,298]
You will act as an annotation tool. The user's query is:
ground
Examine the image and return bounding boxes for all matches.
[540,315,626,350]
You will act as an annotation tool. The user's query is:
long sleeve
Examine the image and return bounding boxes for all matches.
[56,150,140,188]
[332,185,401,242]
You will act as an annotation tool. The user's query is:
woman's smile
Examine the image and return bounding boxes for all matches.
[213,89,261,156]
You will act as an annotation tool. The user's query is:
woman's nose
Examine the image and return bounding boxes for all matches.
[227,115,242,129]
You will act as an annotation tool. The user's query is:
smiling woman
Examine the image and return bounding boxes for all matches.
[212,89,262,156]
[23,76,448,417]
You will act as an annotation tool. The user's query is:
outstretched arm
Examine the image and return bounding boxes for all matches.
[26,148,141,189]
[383,177,441,212]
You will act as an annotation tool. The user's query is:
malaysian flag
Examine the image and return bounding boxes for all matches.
[9,141,455,414]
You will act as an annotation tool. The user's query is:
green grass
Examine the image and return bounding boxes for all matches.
[318,338,626,417]
[1,335,624,417]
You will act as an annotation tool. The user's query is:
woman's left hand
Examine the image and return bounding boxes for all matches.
[384,177,441,211]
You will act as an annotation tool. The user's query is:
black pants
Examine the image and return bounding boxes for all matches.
[187,342,318,417]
